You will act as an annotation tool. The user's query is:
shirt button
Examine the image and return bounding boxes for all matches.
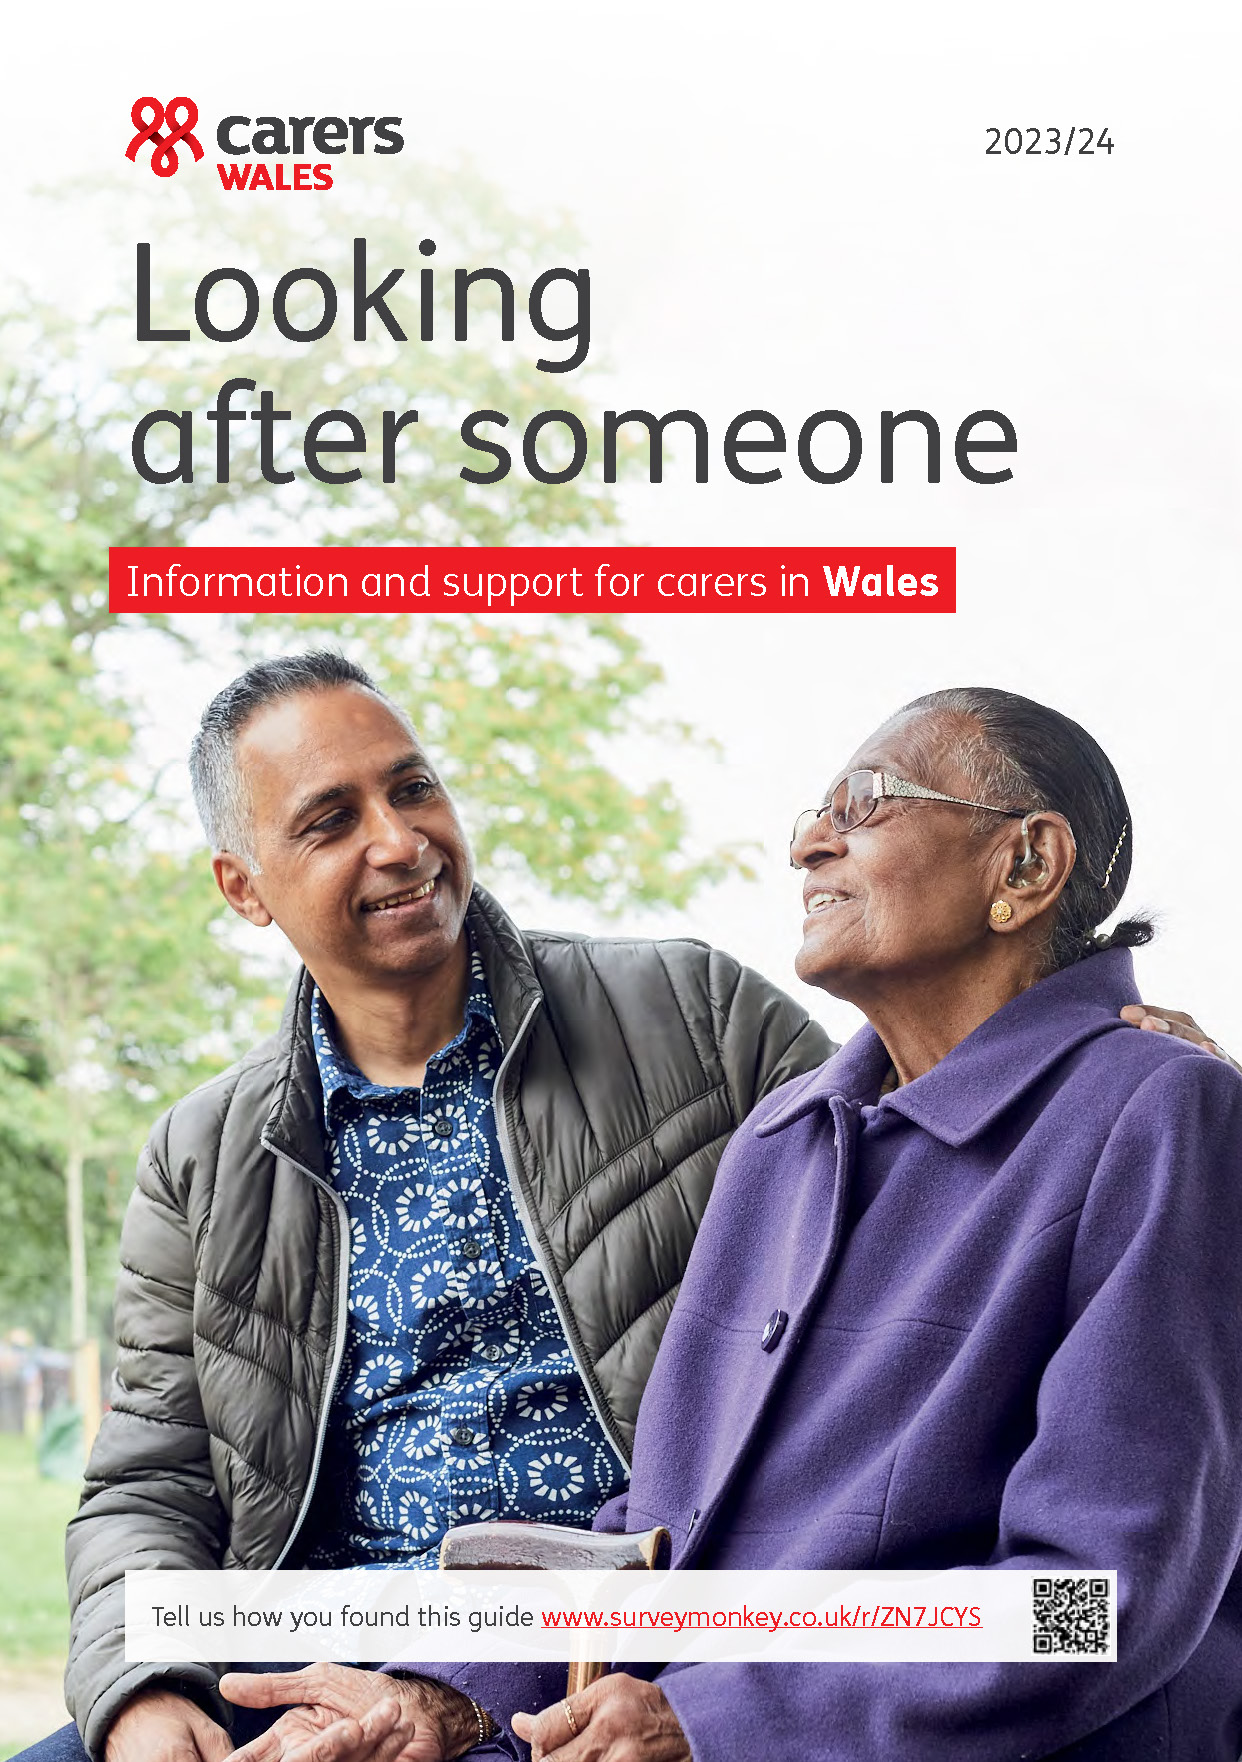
[480,1344,502,1362]
[450,1426,476,1447]
[461,1238,483,1258]
[761,1309,788,1352]
[432,1119,455,1139]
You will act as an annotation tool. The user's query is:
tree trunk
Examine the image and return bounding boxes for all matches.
[65,1133,101,1453]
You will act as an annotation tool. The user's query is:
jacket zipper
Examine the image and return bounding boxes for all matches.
[262,1140,352,1570]
[493,997,633,1474]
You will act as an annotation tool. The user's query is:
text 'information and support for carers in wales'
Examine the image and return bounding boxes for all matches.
[108,547,956,614]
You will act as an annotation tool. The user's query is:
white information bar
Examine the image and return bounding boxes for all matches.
[126,1568,1116,1665]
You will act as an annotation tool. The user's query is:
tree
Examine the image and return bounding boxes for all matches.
[0,164,748,1383]
[0,560,272,1412]
[0,830,274,1433]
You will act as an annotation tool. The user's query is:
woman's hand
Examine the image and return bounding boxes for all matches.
[221,1665,478,1762]
[512,1676,690,1762]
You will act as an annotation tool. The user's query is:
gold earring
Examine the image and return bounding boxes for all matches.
[989,900,1013,924]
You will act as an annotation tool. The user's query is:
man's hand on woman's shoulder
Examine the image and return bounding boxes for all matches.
[1120,1003,1239,1072]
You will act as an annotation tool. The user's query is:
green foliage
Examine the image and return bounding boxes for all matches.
[0,681,272,1340]
[24,165,622,549]
[0,1137,118,1342]
[0,163,745,1340]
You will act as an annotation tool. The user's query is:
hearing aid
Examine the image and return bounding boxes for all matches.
[1007,816,1046,888]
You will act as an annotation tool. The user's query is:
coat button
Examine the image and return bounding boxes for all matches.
[761,1309,788,1352]
[450,1426,476,1447]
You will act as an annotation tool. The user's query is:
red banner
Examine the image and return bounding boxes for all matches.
[109,546,955,614]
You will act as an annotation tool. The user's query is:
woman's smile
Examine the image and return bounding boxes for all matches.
[803,886,853,915]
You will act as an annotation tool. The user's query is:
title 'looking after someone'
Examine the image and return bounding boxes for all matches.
[131,239,1017,490]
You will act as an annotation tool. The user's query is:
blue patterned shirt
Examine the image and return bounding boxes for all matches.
[298,945,624,1567]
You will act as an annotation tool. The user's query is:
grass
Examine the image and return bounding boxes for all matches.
[0,1430,80,1757]
[0,1432,78,1668]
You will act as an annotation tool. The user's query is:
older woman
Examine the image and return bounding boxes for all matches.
[512,686,1242,1762]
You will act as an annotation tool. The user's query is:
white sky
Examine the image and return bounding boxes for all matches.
[5,0,1241,1052]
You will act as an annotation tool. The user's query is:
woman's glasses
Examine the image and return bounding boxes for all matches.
[790,770,1028,866]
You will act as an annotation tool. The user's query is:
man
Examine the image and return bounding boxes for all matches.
[44,652,829,1762]
[22,653,1225,1762]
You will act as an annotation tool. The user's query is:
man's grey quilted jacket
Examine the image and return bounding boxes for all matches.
[65,886,831,1754]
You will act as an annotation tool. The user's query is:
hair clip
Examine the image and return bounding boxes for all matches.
[1100,820,1128,890]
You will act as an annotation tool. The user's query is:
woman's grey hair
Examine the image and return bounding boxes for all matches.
[898,686,1154,973]
[189,652,403,867]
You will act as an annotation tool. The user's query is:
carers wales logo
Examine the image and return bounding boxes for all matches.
[125,97,204,178]
[123,98,402,191]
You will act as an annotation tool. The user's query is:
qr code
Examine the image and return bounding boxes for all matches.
[1032,1576,1113,1655]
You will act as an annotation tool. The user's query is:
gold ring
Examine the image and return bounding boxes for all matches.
[563,1699,579,1737]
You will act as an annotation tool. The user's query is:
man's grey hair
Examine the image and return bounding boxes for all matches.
[189,651,408,869]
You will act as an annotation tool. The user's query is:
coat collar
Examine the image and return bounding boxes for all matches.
[755,948,1141,1149]
[261,883,541,1170]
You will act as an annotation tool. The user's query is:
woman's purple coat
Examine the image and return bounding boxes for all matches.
[433,949,1242,1758]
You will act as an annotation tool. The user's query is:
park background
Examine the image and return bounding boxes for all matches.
[1,0,1239,1750]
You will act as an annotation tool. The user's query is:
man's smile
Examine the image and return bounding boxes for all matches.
[362,876,438,914]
